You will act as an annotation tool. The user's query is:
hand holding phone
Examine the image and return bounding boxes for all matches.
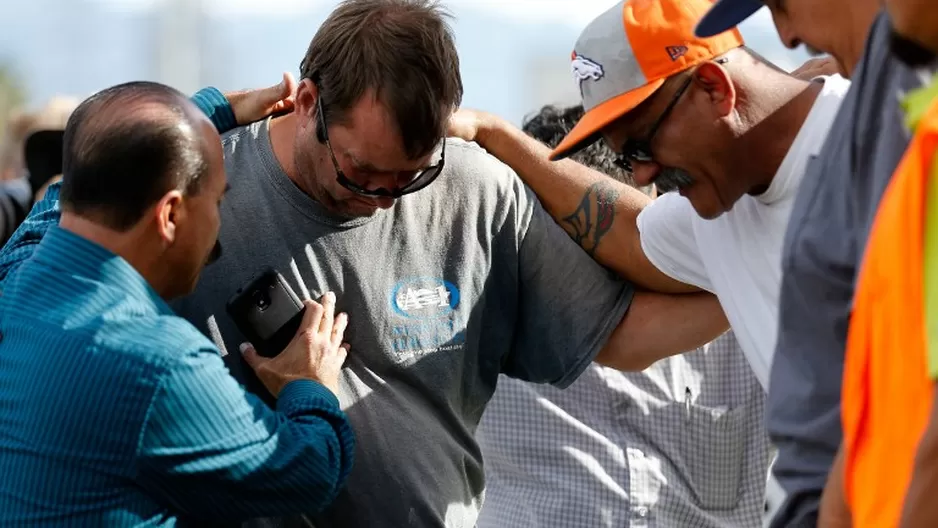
[241,292,350,397]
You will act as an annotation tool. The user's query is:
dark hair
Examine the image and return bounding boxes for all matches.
[301,0,463,159]
[522,104,655,195]
[60,81,210,231]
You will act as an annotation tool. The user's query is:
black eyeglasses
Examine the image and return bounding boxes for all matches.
[316,96,446,198]
[614,76,692,174]
[615,58,729,174]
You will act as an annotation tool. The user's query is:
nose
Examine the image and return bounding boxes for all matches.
[361,173,399,193]
[631,161,661,187]
[769,11,800,49]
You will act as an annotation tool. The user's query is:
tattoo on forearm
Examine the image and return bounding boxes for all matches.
[561,182,619,256]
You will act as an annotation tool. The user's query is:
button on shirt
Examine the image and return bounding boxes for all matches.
[476,332,770,528]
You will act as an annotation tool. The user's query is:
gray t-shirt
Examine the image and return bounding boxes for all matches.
[768,12,938,527]
[170,118,634,527]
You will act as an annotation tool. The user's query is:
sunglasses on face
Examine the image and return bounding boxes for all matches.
[614,76,693,174]
[614,58,729,174]
[316,96,446,199]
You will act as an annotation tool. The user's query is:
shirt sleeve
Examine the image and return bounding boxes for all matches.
[925,148,938,379]
[0,88,239,288]
[0,181,62,287]
[190,87,238,133]
[500,181,634,389]
[137,347,355,521]
[636,192,713,292]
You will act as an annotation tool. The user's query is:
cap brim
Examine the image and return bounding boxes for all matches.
[24,129,64,190]
[695,0,763,38]
[549,79,664,161]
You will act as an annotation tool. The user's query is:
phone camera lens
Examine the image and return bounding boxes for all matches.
[252,290,271,311]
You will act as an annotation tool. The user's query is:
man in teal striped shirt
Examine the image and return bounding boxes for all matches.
[0,80,355,526]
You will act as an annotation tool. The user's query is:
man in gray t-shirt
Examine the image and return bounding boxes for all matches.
[173,121,633,527]
[171,2,727,527]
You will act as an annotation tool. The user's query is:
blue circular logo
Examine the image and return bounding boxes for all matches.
[390,277,460,319]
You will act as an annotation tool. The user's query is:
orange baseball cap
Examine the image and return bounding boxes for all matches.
[550,0,744,161]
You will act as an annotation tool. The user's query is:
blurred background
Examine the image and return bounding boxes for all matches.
[0,0,809,177]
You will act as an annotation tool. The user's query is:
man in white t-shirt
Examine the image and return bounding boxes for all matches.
[449,0,850,389]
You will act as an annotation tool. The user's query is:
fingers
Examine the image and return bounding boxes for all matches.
[319,292,336,335]
[267,72,297,114]
[332,312,348,347]
[259,76,287,106]
[791,57,839,81]
[240,342,267,371]
[338,342,350,362]
[299,299,325,335]
[281,72,298,98]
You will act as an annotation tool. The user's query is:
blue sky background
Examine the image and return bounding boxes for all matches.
[0,0,810,125]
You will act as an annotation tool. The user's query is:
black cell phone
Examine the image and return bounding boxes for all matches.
[226,268,306,358]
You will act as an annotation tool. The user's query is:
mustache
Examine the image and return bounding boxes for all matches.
[653,167,694,193]
[889,29,937,68]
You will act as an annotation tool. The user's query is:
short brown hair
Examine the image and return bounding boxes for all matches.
[300,0,463,159]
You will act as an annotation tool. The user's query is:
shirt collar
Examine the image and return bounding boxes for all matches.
[32,226,174,317]
[903,72,938,132]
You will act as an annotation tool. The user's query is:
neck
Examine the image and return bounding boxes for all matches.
[841,4,881,77]
[59,212,172,298]
[268,112,337,209]
[734,77,822,192]
[268,112,303,186]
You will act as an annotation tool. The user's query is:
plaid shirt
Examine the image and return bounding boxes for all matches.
[476,331,770,527]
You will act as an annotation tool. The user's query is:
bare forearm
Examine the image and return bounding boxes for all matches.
[901,462,938,527]
[819,443,852,528]
[594,291,729,371]
[900,387,938,527]
[475,116,695,293]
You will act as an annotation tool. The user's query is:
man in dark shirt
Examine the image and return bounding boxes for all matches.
[696,1,938,526]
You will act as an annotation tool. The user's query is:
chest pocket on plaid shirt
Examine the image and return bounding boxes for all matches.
[625,400,746,511]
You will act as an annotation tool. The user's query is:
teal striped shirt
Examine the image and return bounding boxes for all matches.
[0,89,355,526]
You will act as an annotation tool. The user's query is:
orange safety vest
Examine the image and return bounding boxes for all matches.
[842,96,938,526]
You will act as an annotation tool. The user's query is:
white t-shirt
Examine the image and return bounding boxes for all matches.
[637,74,851,390]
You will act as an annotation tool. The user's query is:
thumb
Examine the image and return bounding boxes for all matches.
[256,76,288,107]
[240,342,267,371]
[280,71,298,98]
[263,72,297,114]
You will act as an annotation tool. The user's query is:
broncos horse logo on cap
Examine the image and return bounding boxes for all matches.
[571,52,604,95]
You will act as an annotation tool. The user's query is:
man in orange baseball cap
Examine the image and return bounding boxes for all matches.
[550,0,743,165]
[450,0,847,387]
[449,0,848,515]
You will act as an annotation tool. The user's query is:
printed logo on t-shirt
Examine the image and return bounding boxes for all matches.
[389,277,466,361]
[392,278,459,318]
